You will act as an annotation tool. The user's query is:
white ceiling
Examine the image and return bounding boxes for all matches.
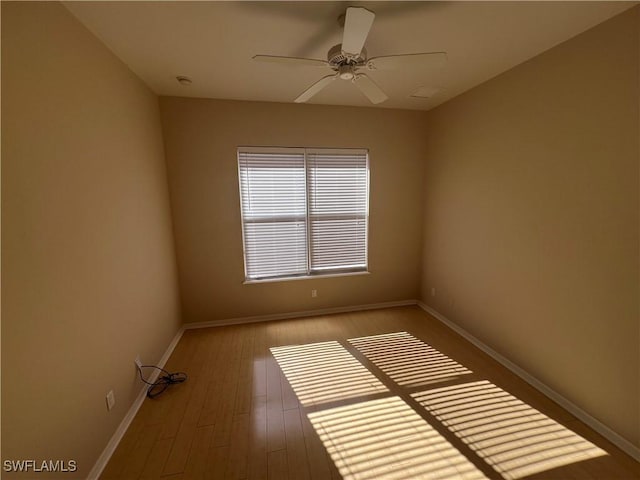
[64,1,636,111]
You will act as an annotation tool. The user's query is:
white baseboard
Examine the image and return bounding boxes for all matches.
[87,326,185,480]
[417,301,640,462]
[183,299,417,330]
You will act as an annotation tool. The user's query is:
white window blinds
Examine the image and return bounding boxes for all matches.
[238,147,369,281]
[238,149,308,279]
[307,150,368,272]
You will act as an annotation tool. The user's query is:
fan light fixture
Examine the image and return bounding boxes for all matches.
[338,65,355,80]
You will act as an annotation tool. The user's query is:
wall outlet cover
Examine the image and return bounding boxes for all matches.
[106,390,116,411]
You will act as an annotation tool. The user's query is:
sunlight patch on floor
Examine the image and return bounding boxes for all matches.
[270,341,388,406]
[308,396,488,480]
[349,331,473,387]
[412,380,607,479]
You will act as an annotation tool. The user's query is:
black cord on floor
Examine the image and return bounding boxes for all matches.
[136,365,187,398]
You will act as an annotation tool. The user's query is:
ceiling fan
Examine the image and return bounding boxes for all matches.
[253,7,447,105]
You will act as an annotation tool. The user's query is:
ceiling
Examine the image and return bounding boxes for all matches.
[64,1,636,111]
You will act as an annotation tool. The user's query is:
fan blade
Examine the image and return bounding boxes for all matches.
[367,52,447,70]
[342,7,375,57]
[353,74,388,104]
[295,74,338,103]
[253,55,329,68]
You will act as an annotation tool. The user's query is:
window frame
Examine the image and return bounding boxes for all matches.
[237,146,370,283]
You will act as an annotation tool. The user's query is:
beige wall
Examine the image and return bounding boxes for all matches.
[159,98,425,323]
[421,7,639,448]
[2,2,182,477]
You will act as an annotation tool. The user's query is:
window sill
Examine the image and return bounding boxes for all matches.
[243,270,370,285]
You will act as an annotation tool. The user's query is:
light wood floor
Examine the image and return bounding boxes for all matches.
[101,306,639,479]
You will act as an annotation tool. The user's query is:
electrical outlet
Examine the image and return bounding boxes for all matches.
[311,289,317,298]
[106,390,116,411]
[431,287,436,297]
[135,356,142,370]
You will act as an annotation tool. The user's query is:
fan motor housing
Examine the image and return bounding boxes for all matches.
[328,44,367,67]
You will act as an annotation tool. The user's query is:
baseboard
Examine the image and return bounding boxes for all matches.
[183,299,418,330]
[417,301,640,462]
[87,326,185,480]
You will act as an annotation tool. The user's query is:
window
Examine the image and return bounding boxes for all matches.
[238,147,369,281]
